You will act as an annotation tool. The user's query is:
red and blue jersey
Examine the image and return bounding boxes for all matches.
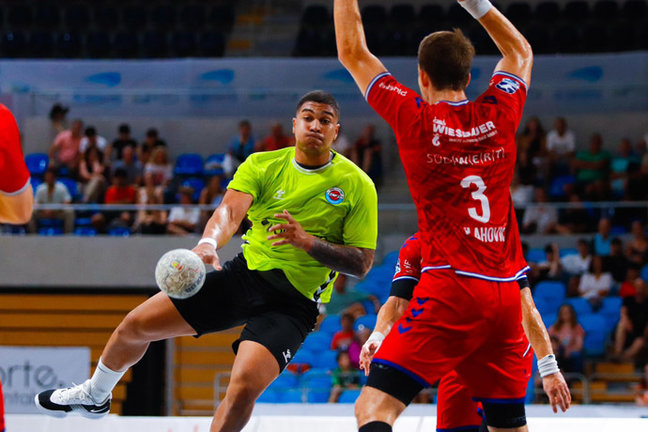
[0,104,30,196]
[390,232,422,300]
[367,71,529,282]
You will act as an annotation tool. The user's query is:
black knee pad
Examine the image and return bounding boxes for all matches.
[359,421,392,432]
[481,401,527,429]
[366,361,424,406]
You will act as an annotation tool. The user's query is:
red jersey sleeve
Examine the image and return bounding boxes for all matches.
[366,73,423,147]
[390,234,422,300]
[0,104,30,195]
[475,72,528,127]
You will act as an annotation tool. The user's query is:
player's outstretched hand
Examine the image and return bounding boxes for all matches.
[359,339,382,376]
[267,210,314,251]
[193,243,222,271]
[542,371,571,413]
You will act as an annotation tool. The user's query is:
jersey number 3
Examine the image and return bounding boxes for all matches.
[460,175,491,223]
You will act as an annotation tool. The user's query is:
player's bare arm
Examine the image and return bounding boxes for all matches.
[0,187,34,224]
[193,189,253,270]
[461,0,533,84]
[334,0,387,95]
[267,209,374,278]
[520,287,571,413]
[359,296,409,375]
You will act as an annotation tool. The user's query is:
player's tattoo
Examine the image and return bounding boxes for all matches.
[308,239,374,278]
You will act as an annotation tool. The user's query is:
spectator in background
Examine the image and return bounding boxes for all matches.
[607,238,629,284]
[144,147,172,188]
[531,243,562,284]
[49,118,83,174]
[199,176,225,228]
[225,120,255,176]
[48,103,69,141]
[255,123,293,152]
[610,138,640,198]
[330,313,356,351]
[517,116,547,183]
[139,128,166,165]
[166,187,200,236]
[546,117,575,176]
[614,278,648,364]
[549,304,585,373]
[627,221,648,266]
[79,126,108,154]
[562,239,592,276]
[133,174,167,234]
[625,161,648,201]
[579,255,612,309]
[510,170,534,210]
[324,277,380,318]
[29,168,74,233]
[328,351,361,403]
[78,146,106,203]
[593,217,612,256]
[573,133,611,197]
[351,124,383,187]
[107,124,137,162]
[556,193,590,234]
[101,167,137,231]
[619,265,641,298]
[111,146,142,187]
[521,187,558,234]
[348,325,372,369]
[332,126,352,158]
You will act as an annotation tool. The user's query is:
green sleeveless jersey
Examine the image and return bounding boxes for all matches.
[227,147,377,302]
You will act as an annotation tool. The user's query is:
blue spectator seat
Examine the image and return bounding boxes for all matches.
[200,31,227,57]
[94,6,119,29]
[319,315,342,335]
[4,225,26,235]
[7,5,33,28]
[280,389,305,403]
[610,225,627,235]
[302,332,332,353]
[172,31,196,57]
[180,5,206,28]
[29,31,54,58]
[559,248,578,258]
[600,296,622,328]
[25,153,49,177]
[580,314,608,356]
[566,297,593,317]
[641,265,648,282]
[181,178,205,202]
[307,389,330,403]
[532,296,551,315]
[3,31,27,57]
[290,349,315,368]
[541,313,557,328]
[87,32,112,58]
[30,178,42,194]
[58,177,79,201]
[142,31,168,58]
[526,248,546,263]
[39,227,63,236]
[355,314,377,331]
[64,4,89,29]
[175,153,204,176]
[549,176,576,199]
[75,217,93,228]
[108,227,131,237]
[74,227,97,236]
[57,32,81,58]
[39,218,63,229]
[269,372,300,391]
[382,250,400,269]
[338,389,362,403]
[204,154,226,177]
[534,281,566,314]
[310,350,338,370]
[257,389,281,403]
[302,369,332,390]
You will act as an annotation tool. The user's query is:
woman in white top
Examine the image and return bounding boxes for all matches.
[578,255,613,309]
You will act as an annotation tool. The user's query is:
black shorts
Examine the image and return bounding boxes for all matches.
[170,253,319,371]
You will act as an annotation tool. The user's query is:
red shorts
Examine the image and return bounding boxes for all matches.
[373,270,533,403]
[436,371,483,431]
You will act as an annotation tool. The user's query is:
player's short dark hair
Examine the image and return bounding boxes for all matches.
[85,126,97,137]
[296,90,340,119]
[146,128,158,138]
[118,124,130,134]
[239,119,251,128]
[418,29,475,91]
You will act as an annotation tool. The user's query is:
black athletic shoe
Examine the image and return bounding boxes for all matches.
[34,380,111,419]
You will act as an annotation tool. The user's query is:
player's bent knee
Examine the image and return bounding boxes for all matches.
[481,401,527,429]
[118,310,157,342]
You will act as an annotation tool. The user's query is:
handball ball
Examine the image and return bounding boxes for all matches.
[155,249,206,299]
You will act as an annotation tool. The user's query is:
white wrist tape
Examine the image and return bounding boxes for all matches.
[459,0,493,19]
[538,354,560,378]
[198,238,217,249]
[367,331,385,344]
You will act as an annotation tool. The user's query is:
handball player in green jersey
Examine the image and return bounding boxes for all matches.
[36,91,378,432]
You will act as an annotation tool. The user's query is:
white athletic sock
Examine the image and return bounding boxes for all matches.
[89,358,126,403]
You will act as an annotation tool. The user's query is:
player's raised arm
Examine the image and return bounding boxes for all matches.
[459,0,533,85]
[334,0,388,95]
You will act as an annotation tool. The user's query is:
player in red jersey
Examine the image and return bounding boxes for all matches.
[335,0,554,430]
[360,234,570,432]
[0,104,33,224]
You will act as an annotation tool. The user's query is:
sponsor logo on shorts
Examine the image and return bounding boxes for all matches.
[495,78,520,94]
[325,187,345,205]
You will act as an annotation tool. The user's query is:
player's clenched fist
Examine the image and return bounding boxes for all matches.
[193,242,222,271]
